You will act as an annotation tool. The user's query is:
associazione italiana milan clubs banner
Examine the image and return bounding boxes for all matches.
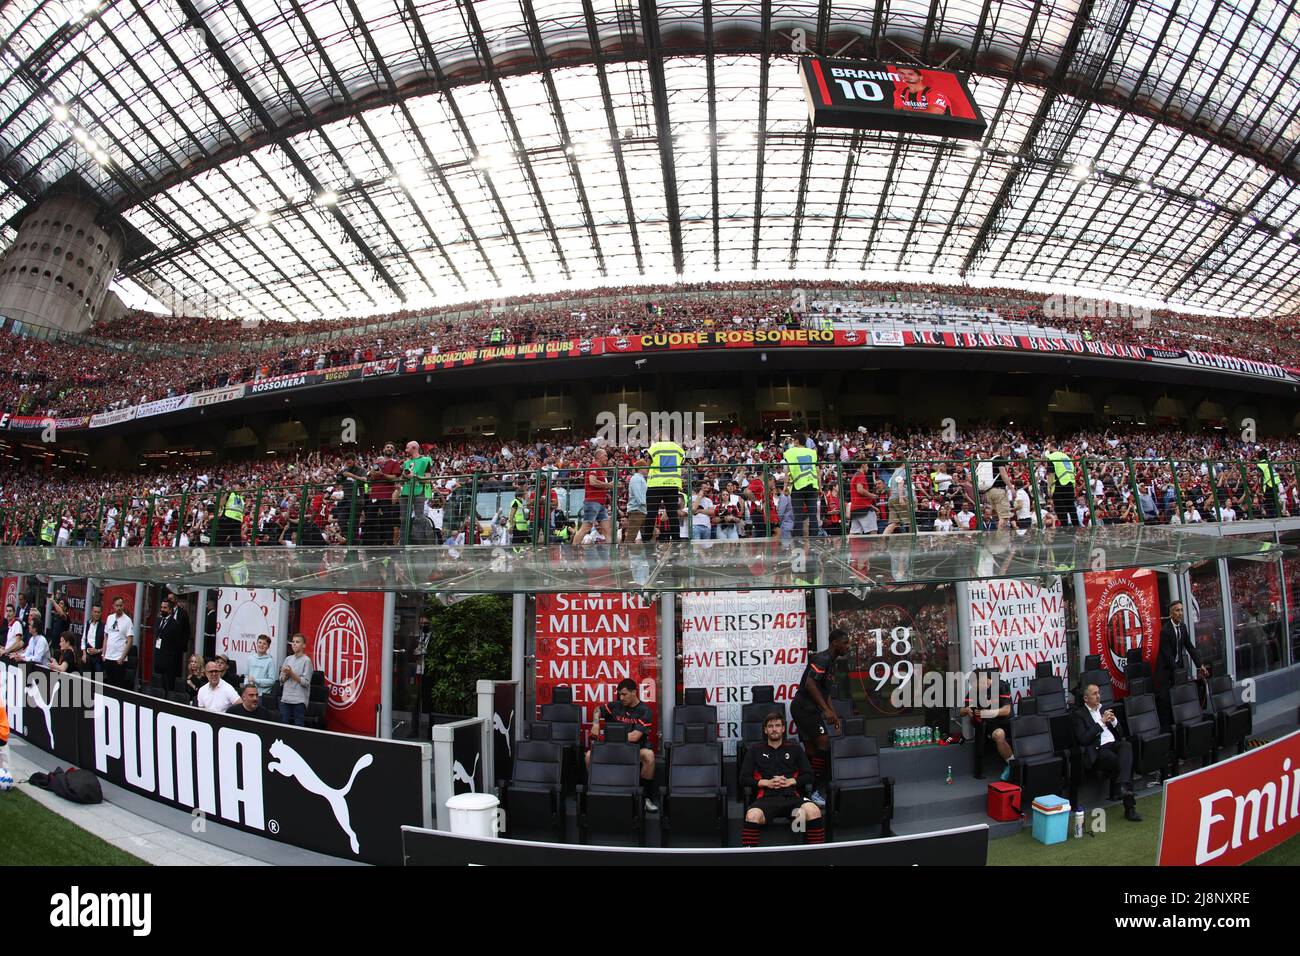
[1084,568,1161,697]
[966,578,1067,701]
[298,592,385,736]
[680,590,809,754]
[1158,730,1300,866]
[0,660,429,866]
[216,588,284,674]
[534,593,658,744]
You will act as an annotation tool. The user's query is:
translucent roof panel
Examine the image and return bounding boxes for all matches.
[1,1,1297,320]
[0,527,1284,594]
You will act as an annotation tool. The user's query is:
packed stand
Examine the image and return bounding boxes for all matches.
[0,424,1294,548]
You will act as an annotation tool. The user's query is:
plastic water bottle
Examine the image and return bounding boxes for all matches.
[1074,808,1085,839]
[945,765,954,785]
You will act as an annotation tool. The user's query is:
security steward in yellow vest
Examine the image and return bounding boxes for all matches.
[1045,442,1079,527]
[40,516,56,545]
[509,487,531,545]
[784,433,821,538]
[1257,450,1280,518]
[216,485,246,547]
[646,437,687,540]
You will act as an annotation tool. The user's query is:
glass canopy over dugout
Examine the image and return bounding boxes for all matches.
[0,527,1284,595]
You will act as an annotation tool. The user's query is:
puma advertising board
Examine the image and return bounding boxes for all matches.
[2,663,429,865]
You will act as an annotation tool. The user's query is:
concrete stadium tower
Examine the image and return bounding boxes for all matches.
[0,192,124,335]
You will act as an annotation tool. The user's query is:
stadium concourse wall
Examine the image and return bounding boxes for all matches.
[6,326,1300,443]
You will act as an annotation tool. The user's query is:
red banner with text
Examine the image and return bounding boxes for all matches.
[1158,730,1300,865]
[1084,568,1161,697]
[535,593,658,747]
[298,592,386,736]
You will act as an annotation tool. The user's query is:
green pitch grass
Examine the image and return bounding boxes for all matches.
[987,792,1300,866]
[0,788,148,866]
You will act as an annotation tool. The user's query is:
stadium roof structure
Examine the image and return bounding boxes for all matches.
[0,526,1284,594]
[2,1,1299,323]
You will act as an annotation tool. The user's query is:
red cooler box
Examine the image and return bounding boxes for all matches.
[987,781,1022,821]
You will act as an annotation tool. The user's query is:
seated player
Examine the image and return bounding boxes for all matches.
[789,628,850,804]
[739,712,824,847]
[586,678,659,813]
[962,667,1013,780]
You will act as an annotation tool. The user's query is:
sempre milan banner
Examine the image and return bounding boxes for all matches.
[1,661,430,865]
[1084,568,1161,697]
[216,588,284,674]
[1158,730,1300,866]
[298,592,385,736]
[534,593,658,744]
[680,590,809,753]
[966,578,1068,701]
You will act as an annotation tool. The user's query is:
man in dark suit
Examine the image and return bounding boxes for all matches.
[1155,601,1207,730]
[154,596,187,689]
[1072,682,1142,822]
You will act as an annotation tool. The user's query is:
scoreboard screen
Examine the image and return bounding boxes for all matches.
[799,57,987,141]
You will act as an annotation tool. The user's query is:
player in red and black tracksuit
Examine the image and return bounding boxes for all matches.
[962,668,1013,779]
[740,712,823,846]
[790,628,850,798]
[586,678,659,810]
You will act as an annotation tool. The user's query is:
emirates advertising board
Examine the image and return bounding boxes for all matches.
[1158,730,1300,866]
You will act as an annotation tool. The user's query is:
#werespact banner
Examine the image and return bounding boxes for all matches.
[966,577,1068,701]
[534,593,658,744]
[680,590,810,753]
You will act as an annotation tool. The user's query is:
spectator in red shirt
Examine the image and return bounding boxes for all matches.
[574,446,613,546]
[366,442,402,546]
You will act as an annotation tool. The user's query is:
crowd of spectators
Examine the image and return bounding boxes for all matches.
[1,423,1295,548]
[0,281,1292,419]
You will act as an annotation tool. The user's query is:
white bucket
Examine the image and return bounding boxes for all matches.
[446,792,500,838]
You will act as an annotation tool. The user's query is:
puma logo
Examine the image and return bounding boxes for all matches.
[267,740,372,854]
[492,710,514,757]
[452,753,480,793]
[26,679,58,747]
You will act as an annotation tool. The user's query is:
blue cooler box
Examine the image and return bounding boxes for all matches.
[1030,795,1071,845]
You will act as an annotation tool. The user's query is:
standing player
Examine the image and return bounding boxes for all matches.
[790,628,850,804]
[895,66,951,115]
[739,712,824,846]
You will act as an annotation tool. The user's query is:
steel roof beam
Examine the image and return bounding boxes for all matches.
[640,0,685,275]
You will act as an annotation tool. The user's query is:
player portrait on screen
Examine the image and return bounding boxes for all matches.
[894,66,951,115]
